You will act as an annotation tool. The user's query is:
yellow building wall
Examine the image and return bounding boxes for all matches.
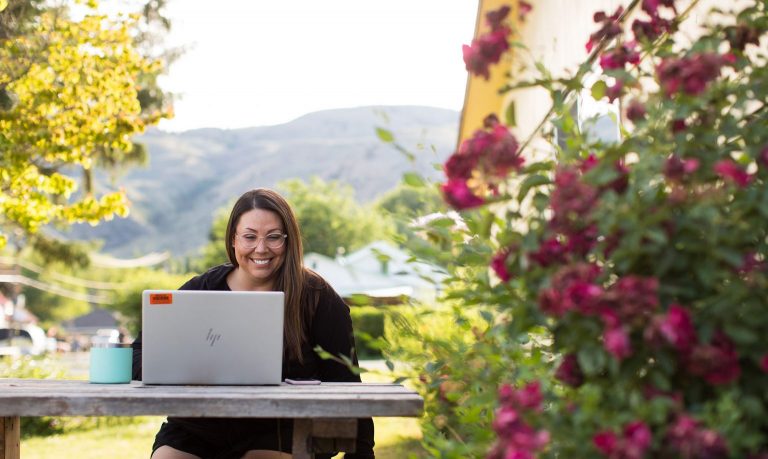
[457,0,522,143]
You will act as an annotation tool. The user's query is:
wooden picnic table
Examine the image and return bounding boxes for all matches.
[0,378,423,459]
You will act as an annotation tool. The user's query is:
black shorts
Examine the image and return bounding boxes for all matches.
[151,417,335,459]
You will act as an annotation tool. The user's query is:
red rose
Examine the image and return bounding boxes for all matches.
[555,354,584,387]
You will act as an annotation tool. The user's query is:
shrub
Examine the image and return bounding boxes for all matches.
[399,1,768,457]
[351,304,414,360]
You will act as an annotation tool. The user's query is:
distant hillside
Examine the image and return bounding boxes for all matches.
[68,106,459,258]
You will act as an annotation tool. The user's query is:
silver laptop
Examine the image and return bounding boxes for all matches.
[141,290,284,385]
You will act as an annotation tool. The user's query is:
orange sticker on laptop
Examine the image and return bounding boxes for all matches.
[149,293,173,305]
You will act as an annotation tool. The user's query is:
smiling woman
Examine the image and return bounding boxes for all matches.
[228,208,288,291]
[131,188,376,459]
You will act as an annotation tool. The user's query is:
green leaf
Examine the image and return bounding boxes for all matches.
[375,127,395,143]
[532,192,549,211]
[479,309,494,324]
[577,347,606,376]
[313,346,333,360]
[425,217,456,228]
[479,210,495,238]
[402,172,426,188]
[591,80,608,101]
[649,369,671,391]
[724,323,759,345]
[522,161,555,174]
[504,101,517,127]
[517,174,551,202]
[713,247,744,267]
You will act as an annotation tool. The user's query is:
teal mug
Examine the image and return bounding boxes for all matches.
[89,343,133,384]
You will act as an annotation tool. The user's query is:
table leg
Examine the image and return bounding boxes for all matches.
[292,419,358,458]
[292,419,313,459]
[1,416,20,459]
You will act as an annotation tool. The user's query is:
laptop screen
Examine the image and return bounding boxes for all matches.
[141,290,284,385]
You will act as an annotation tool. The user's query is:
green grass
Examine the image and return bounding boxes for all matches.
[21,418,160,459]
[20,416,424,459]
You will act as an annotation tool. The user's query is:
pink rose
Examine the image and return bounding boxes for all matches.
[632,17,672,42]
[463,28,510,80]
[482,124,524,177]
[594,430,617,455]
[518,1,533,22]
[664,155,700,181]
[714,159,753,187]
[538,263,602,317]
[549,166,599,234]
[444,150,478,181]
[442,179,484,210]
[595,421,653,458]
[604,326,632,360]
[665,414,729,458]
[626,99,646,122]
[565,225,599,257]
[529,237,568,267]
[586,7,623,53]
[625,421,652,451]
[657,53,730,96]
[758,145,768,168]
[606,79,624,102]
[671,118,687,133]
[599,42,640,71]
[687,331,741,385]
[485,5,510,30]
[658,304,698,353]
[512,381,543,411]
[491,248,512,282]
[600,276,659,324]
[490,381,549,459]
[491,405,520,435]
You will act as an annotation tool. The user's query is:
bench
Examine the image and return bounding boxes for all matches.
[0,378,423,459]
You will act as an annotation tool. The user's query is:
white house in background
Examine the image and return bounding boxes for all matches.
[304,241,445,303]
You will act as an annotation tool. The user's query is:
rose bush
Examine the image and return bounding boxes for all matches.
[389,0,768,457]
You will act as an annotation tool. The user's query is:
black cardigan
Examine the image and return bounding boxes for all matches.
[131,264,375,458]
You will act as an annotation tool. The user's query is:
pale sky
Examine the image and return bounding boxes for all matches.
[156,0,479,132]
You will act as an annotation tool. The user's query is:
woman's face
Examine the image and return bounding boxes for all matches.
[232,208,286,290]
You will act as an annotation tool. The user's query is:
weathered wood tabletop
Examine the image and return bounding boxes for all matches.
[0,378,423,459]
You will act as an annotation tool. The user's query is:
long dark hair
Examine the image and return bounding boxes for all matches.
[225,188,309,363]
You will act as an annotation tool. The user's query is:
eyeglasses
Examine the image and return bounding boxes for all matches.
[235,232,288,250]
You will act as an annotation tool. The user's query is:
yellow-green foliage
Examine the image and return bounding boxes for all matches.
[0,355,68,380]
[0,1,170,248]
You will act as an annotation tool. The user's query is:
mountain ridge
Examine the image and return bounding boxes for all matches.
[68,105,459,258]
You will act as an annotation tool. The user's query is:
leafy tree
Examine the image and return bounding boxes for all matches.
[0,0,171,253]
[82,0,179,193]
[375,181,449,264]
[279,177,393,257]
[109,268,191,334]
[376,181,446,224]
